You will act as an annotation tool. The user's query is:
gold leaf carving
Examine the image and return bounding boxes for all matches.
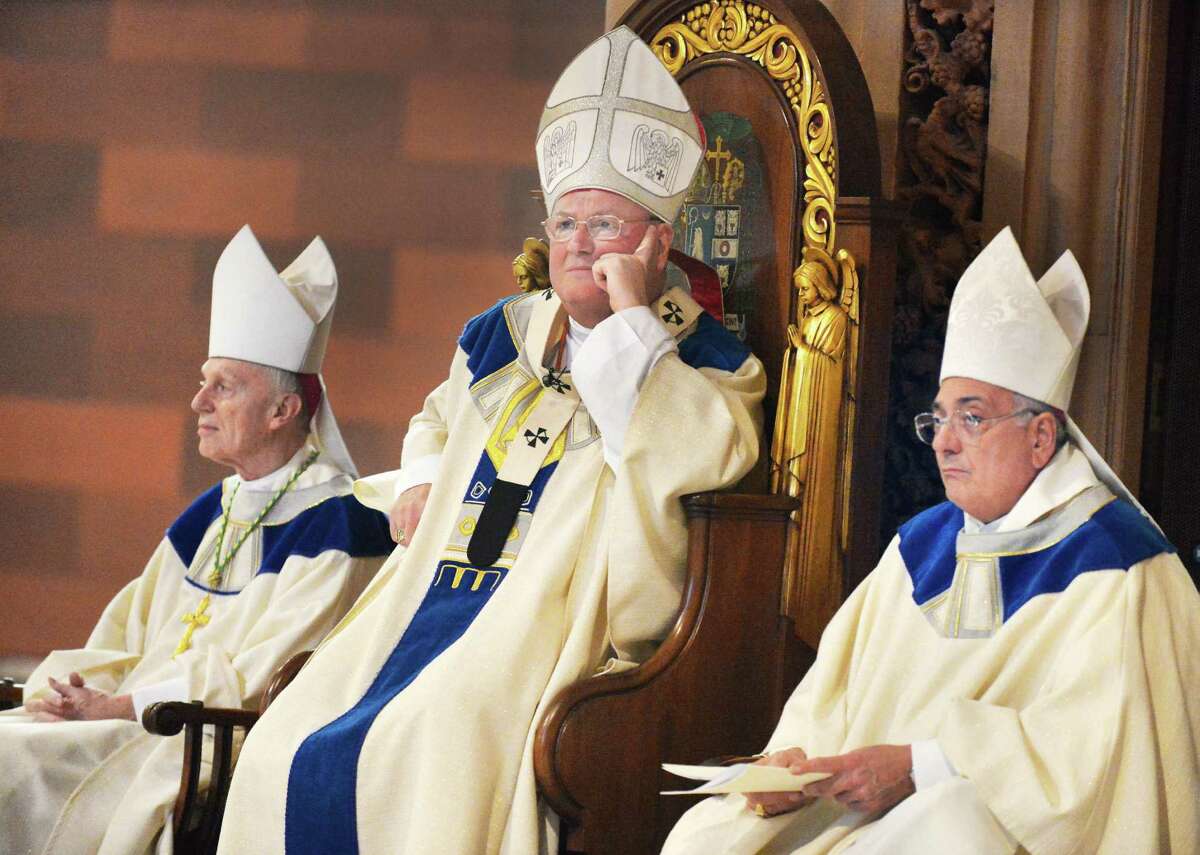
[651,1,864,642]
[512,237,551,292]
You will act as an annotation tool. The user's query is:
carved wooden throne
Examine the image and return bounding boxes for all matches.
[532,2,896,853]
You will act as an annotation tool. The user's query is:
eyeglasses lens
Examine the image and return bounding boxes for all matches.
[543,215,625,242]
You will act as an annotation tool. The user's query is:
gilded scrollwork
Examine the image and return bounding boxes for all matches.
[651,1,861,633]
[650,0,839,257]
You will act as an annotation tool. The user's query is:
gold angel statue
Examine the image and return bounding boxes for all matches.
[770,245,860,639]
[512,237,550,292]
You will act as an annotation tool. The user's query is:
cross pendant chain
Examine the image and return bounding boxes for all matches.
[172,450,319,657]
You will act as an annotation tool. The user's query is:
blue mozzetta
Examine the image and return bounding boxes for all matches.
[678,311,752,372]
[899,498,1174,622]
[460,293,752,382]
[166,485,224,568]
[460,295,521,382]
[898,501,963,611]
[167,488,393,595]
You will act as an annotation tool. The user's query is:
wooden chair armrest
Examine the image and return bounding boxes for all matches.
[0,678,24,711]
[261,650,312,714]
[141,700,260,735]
[135,647,307,855]
[143,700,259,855]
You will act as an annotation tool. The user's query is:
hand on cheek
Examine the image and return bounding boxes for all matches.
[591,226,666,313]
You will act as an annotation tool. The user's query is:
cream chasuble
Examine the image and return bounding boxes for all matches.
[0,446,393,855]
[216,288,765,855]
[663,445,1200,855]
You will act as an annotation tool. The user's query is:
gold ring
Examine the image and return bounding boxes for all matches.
[394,528,406,542]
[754,803,767,818]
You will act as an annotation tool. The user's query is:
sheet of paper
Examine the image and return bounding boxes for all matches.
[661,762,831,795]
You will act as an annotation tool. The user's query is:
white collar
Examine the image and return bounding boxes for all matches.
[238,442,315,493]
[564,316,592,367]
[962,443,1100,534]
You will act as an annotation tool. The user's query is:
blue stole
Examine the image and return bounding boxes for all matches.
[284,296,559,853]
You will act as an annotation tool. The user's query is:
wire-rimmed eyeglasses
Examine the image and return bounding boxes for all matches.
[540,214,656,243]
[913,408,1035,446]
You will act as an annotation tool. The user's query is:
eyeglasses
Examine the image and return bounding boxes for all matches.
[913,408,1035,446]
[540,214,655,243]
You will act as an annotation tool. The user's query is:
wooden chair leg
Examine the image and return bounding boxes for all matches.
[174,704,206,851]
[199,720,238,855]
[143,701,259,855]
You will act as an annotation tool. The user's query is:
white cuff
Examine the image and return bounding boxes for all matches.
[395,454,440,496]
[910,739,959,791]
[131,677,189,723]
[352,455,440,514]
[571,306,677,469]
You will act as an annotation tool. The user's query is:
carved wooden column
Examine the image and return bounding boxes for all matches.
[881,0,994,536]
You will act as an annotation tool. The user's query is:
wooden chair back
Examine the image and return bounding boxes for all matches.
[533,2,896,852]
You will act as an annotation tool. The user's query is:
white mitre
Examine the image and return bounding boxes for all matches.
[209,225,357,477]
[941,226,1152,521]
[536,25,704,223]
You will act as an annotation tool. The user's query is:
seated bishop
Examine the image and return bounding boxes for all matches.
[0,225,395,855]
[215,26,765,855]
[662,227,1200,854]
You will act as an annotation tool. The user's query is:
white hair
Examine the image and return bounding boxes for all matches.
[252,363,310,425]
[1012,391,1069,452]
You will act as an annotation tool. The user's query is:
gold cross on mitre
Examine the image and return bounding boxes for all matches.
[174,594,212,657]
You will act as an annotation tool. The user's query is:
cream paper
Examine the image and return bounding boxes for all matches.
[662,763,831,795]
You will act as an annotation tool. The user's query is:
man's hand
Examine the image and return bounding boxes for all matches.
[25,672,135,722]
[744,747,816,818]
[591,224,670,314]
[790,744,914,816]
[388,483,431,545]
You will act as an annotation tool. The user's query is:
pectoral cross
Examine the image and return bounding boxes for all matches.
[174,594,212,657]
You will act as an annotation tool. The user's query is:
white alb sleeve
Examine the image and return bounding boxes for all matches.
[351,454,441,514]
[131,676,189,723]
[570,306,677,469]
[910,738,960,791]
[393,454,441,494]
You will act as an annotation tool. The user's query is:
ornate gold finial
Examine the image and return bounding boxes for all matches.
[513,237,550,292]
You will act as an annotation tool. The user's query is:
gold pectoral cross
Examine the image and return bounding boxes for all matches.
[174,594,212,657]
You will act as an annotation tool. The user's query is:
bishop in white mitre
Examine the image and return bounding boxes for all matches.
[0,226,395,855]
[663,227,1200,854]
[216,26,765,855]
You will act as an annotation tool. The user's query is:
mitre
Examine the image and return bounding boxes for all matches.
[940,226,1154,524]
[210,225,336,374]
[536,25,704,223]
[940,226,1088,411]
[208,225,357,476]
